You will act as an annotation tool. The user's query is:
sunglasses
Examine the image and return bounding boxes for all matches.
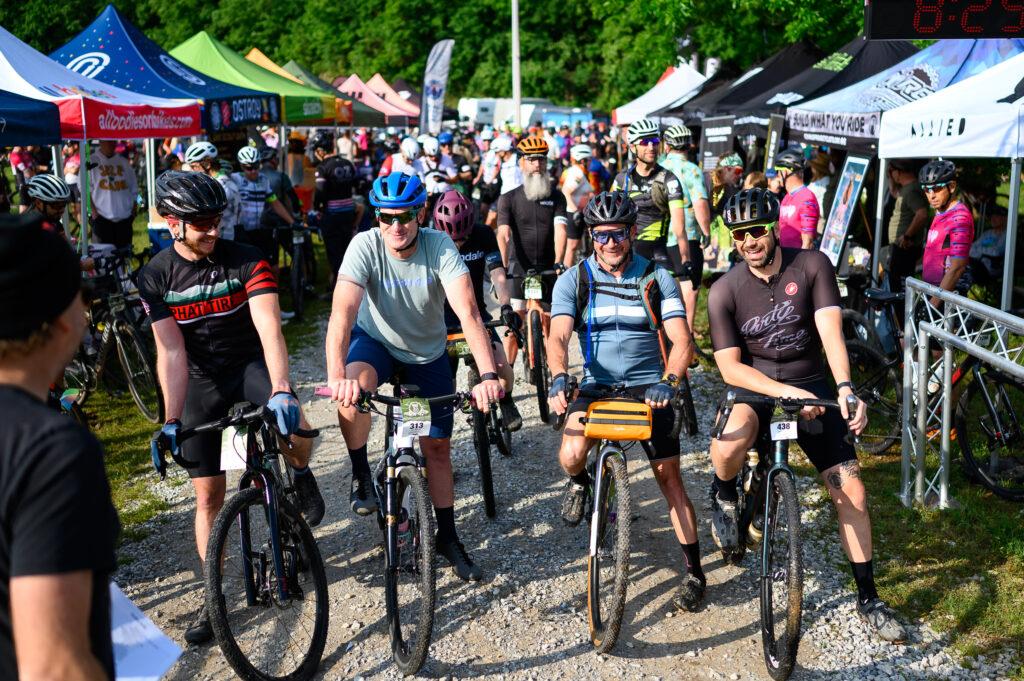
[922,182,950,193]
[773,166,795,174]
[375,208,420,225]
[590,227,631,244]
[730,222,775,242]
[242,163,260,171]
[44,201,68,212]
[636,137,661,147]
[183,214,222,233]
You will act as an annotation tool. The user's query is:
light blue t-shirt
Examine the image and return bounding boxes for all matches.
[550,254,685,387]
[339,228,469,363]
[661,153,709,243]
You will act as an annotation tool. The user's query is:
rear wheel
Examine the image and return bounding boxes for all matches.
[587,453,631,653]
[843,340,902,455]
[842,308,883,351]
[956,370,1024,501]
[114,320,163,423]
[530,309,550,423]
[760,472,803,681]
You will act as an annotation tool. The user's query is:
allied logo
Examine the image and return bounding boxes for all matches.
[66,52,111,78]
[785,282,798,296]
[159,55,206,86]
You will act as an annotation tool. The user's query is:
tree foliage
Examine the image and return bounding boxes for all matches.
[0,0,864,112]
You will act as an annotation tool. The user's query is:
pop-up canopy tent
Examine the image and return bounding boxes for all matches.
[333,74,411,122]
[612,63,706,126]
[730,35,918,137]
[50,5,278,133]
[282,61,384,127]
[244,47,359,125]
[0,88,62,145]
[787,39,1024,153]
[878,51,1024,309]
[0,23,201,139]
[170,31,336,125]
[366,73,419,116]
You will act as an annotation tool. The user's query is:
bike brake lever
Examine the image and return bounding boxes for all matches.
[844,393,861,447]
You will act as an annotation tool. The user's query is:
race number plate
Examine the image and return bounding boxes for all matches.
[109,294,126,313]
[524,275,543,300]
[453,340,471,357]
[219,426,247,471]
[399,398,431,438]
[770,420,798,441]
[837,280,848,297]
[292,234,305,244]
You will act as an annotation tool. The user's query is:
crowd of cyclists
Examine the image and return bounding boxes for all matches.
[5,111,1010,678]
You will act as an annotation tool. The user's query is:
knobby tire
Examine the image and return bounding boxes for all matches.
[956,371,1024,501]
[760,472,803,681]
[587,454,631,653]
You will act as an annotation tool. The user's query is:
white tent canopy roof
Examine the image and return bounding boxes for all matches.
[879,51,1024,159]
[613,63,706,126]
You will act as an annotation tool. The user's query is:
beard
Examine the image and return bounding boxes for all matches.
[523,172,551,201]
[741,233,777,270]
[182,230,216,257]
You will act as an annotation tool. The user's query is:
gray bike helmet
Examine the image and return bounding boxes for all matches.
[583,191,638,227]
[774,149,806,171]
[26,174,71,203]
[722,188,780,228]
[918,160,957,185]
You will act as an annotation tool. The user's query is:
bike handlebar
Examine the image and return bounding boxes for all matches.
[710,390,859,442]
[355,389,475,413]
[549,377,686,439]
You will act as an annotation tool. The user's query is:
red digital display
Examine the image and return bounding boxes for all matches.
[867,0,1024,39]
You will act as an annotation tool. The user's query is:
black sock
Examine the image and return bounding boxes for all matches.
[714,474,739,502]
[348,445,370,476]
[500,393,514,404]
[291,465,310,475]
[680,541,705,583]
[434,506,457,545]
[570,469,591,487]
[850,560,878,604]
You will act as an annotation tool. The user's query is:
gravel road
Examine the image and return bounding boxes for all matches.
[116,314,1015,681]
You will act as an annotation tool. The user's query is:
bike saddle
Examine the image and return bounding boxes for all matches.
[398,384,421,397]
[864,288,904,305]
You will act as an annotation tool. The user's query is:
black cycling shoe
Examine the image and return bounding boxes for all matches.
[499,398,523,432]
[438,540,483,581]
[184,605,214,645]
[671,574,707,613]
[560,478,588,527]
[350,470,378,516]
[293,470,325,527]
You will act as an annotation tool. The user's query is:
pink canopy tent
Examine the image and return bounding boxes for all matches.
[366,73,419,116]
[333,74,410,122]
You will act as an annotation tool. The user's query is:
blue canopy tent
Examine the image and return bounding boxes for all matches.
[0,88,61,146]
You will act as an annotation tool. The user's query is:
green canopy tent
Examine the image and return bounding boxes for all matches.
[170,31,336,125]
[282,60,385,127]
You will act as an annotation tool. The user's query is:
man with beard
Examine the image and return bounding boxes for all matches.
[495,136,569,371]
[706,188,905,643]
[139,171,325,644]
[546,191,707,611]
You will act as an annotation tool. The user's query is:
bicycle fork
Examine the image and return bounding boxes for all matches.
[974,370,1021,473]
[588,445,623,557]
[237,471,293,605]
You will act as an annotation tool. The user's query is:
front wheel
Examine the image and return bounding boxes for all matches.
[472,407,497,517]
[206,487,329,681]
[114,320,163,423]
[385,466,437,675]
[530,309,549,423]
[491,407,513,457]
[587,453,631,653]
[955,370,1024,501]
[760,472,803,681]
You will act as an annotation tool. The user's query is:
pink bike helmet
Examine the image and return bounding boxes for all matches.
[433,190,474,240]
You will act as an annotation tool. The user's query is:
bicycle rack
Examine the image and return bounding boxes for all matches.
[901,278,1024,508]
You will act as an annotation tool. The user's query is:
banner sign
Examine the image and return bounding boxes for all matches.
[820,155,870,267]
[58,99,201,139]
[763,113,786,172]
[420,39,454,134]
[698,115,735,171]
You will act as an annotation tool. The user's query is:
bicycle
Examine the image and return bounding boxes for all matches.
[711,391,857,681]
[446,319,524,518]
[280,216,320,322]
[157,402,328,681]
[354,382,475,674]
[552,377,683,653]
[512,267,559,423]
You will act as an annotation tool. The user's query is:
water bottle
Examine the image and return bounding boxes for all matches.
[744,450,765,549]
[742,449,760,493]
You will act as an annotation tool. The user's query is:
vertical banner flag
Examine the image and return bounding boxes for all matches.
[763,114,786,172]
[420,39,454,134]
[698,115,735,171]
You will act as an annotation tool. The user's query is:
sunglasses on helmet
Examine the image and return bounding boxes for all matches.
[590,227,631,244]
[922,182,950,193]
[730,222,775,242]
[375,208,420,225]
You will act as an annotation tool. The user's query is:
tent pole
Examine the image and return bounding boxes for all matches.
[279,124,287,179]
[145,139,157,231]
[1001,157,1021,311]
[81,141,90,255]
[51,144,71,240]
[873,157,888,287]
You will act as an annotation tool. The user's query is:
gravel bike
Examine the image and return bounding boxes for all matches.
[513,268,559,423]
[280,216,319,322]
[552,377,683,652]
[446,319,524,517]
[355,382,475,674]
[711,391,856,681]
[157,402,328,681]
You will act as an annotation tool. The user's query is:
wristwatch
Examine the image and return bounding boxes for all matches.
[837,381,855,392]
[480,372,500,382]
[662,373,680,387]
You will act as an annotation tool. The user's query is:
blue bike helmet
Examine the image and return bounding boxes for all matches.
[370,172,427,209]
[438,131,454,145]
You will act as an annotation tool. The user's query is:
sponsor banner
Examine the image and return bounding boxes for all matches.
[786,108,881,142]
[282,96,335,124]
[420,39,454,134]
[763,114,786,172]
[698,115,735,171]
[60,99,201,138]
[204,95,280,131]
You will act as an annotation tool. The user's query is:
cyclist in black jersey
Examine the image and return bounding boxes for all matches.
[436,190,523,430]
[311,132,360,290]
[138,170,325,645]
[706,188,905,643]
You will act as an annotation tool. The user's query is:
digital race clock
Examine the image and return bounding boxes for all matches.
[866,0,1024,39]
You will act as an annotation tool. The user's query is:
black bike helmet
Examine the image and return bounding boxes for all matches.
[918,159,957,185]
[383,140,400,155]
[583,191,638,227]
[774,149,805,171]
[258,145,277,163]
[309,131,334,152]
[722,188,780,228]
[155,170,227,221]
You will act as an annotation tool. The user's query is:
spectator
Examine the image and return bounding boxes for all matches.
[885,158,928,291]
[710,152,744,216]
[743,171,768,190]
[88,140,139,248]
[0,212,120,681]
[766,169,785,198]
[969,203,1009,283]
[9,146,37,214]
[337,129,356,163]
[62,142,82,225]
[160,153,182,173]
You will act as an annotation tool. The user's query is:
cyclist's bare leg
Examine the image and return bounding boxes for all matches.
[336,361,378,448]
[279,410,313,469]
[192,474,227,563]
[821,460,873,562]
[493,341,514,395]
[541,309,551,337]
[503,307,526,367]
[556,412,597,476]
[709,403,759,480]
[681,280,699,335]
[650,457,699,544]
[419,436,454,507]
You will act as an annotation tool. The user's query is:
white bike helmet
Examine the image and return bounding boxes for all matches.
[400,137,421,160]
[422,136,440,157]
[26,174,71,203]
[626,119,659,144]
[664,124,693,148]
[237,146,261,165]
[184,141,218,164]
[570,143,593,161]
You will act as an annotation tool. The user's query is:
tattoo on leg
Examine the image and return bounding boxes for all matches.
[826,470,842,489]
[841,459,862,482]
[826,460,862,490]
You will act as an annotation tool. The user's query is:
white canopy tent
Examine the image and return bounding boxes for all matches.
[612,63,706,126]
[878,51,1024,310]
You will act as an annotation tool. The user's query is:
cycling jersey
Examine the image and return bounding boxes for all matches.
[137,240,277,377]
[420,154,458,194]
[660,153,708,241]
[778,185,820,249]
[922,201,973,286]
[708,248,841,383]
[443,225,502,326]
[378,154,426,180]
[314,156,357,214]
[559,163,594,209]
[496,183,568,276]
[215,172,241,240]
[550,253,684,387]
[611,164,684,242]
[230,171,277,232]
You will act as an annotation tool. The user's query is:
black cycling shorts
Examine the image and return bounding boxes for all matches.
[565,211,584,241]
[633,240,673,272]
[181,360,276,479]
[568,384,678,462]
[238,228,279,266]
[717,378,856,474]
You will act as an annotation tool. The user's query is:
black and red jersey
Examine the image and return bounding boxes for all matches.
[138,240,277,377]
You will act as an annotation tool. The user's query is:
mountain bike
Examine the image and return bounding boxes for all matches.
[157,402,328,681]
[280,216,319,322]
[552,377,683,653]
[446,319,524,518]
[513,268,559,423]
[711,391,856,681]
[355,382,475,674]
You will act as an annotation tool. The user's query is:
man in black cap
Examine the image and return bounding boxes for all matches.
[0,212,120,681]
